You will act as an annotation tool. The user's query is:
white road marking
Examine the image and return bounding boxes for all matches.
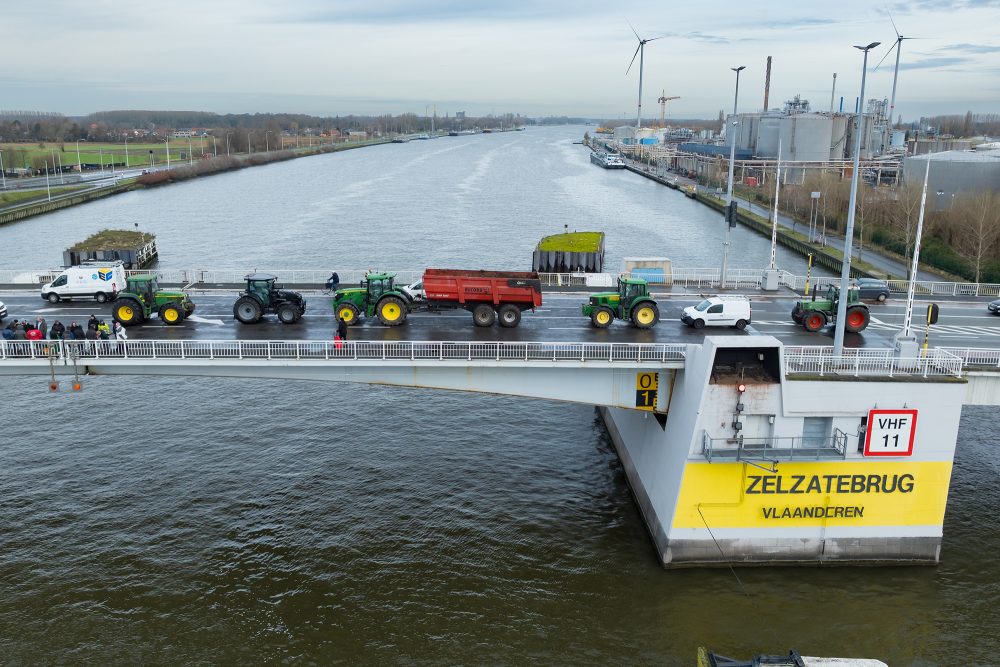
[186,315,225,325]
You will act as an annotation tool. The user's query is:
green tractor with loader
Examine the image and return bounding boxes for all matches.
[581,276,660,329]
[791,284,870,333]
[111,274,196,326]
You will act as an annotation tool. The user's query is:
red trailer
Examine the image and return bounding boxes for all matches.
[420,268,542,327]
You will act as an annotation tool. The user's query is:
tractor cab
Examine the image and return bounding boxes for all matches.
[125,275,159,304]
[619,277,649,310]
[245,273,277,305]
[361,272,397,301]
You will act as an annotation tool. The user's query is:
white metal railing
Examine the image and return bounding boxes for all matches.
[0,339,687,364]
[782,346,964,378]
[702,428,849,463]
[2,266,999,296]
[937,347,1000,368]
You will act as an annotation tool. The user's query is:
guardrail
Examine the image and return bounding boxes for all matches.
[702,429,849,463]
[782,346,964,378]
[0,339,688,364]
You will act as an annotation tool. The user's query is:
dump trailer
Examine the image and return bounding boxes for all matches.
[332,269,542,327]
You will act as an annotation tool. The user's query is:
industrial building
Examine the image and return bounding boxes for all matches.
[902,148,1000,210]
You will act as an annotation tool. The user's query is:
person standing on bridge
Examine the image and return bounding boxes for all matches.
[335,314,348,350]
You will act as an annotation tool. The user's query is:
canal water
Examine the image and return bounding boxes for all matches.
[0,127,995,665]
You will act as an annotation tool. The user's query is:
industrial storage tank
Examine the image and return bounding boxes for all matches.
[830,114,850,160]
[755,115,781,157]
[780,113,833,163]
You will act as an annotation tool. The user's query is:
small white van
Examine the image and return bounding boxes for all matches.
[681,296,752,329]
[41,262,127,303]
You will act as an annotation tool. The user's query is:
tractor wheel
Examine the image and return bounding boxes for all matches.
[631,303,659,329]
[803,312,827,332]
[113,298,144,326]
[735,319,748,330]
[277,303,300,324]
[47,292,60,304]
[791,306,803,324]
[590,306,614,329]
[497,304,521,328]
[234,296,263,324]
[376,296,407,326]
[160,303,184,325]
[472,303,496,327]
[336,303,361,326]
[845,306,870,333]
[95,291,109,303]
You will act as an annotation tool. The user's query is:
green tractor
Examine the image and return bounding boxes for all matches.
[233,273,307,324]
[331,271,410,326]
[791,284,870,333]
[111,274,196,326]
[581,276,660,329]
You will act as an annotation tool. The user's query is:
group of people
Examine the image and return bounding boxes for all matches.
[2,314,126,343]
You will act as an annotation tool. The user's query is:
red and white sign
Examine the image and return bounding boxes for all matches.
[864,409,918,456]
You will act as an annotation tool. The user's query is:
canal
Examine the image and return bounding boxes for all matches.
[0,127,994,665]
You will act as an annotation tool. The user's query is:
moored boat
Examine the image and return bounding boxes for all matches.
[590,151,626,169]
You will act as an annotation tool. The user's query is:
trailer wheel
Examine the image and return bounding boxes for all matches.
[160,304,184,325]
[845,306,870,333]
[377,296,407,326]
[497,304,521,328]
[114,298,144,326]
[591,306,614,328]
[234,296,263,324]
[472,304,496,327]
[631,303,659,329]
[803,312,827,332]
[277,303,300,324]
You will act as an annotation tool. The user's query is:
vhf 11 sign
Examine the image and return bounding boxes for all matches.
[864,409,918,456]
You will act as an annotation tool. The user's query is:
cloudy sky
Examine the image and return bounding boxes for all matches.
[4,0,1000,120]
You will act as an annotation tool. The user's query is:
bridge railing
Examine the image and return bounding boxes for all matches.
[0,339,687,364]
[936,347,1000,368]
[782,346,964,378]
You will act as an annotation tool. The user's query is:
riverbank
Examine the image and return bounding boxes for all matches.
[0,138,391,226]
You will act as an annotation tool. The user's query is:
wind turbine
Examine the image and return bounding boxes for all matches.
[875,12,921,127]
[626,21,662,129]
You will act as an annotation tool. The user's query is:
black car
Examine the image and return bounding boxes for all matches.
[989,299,1000,315]
[853,278,891,302]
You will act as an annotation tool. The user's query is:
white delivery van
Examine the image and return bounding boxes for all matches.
[681,295,752,330]
[41,262,127,303]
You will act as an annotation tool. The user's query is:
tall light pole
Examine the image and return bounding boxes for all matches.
[124,136,130,169]
[188,138,193,164]
[720,65,746,289]
[0,150,6,189]
[165,139,171,169]
[265,131,272,152]
[76,140,82,173]
[248,132,254,155]
[212,136,217,157]
[225,132,232,157]
[833,41,880,356]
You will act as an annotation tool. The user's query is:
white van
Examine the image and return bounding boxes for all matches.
[41,262,127,303]
[681,296,752,329]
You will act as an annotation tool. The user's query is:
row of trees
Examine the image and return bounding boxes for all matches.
[0,110,531,144]
[722,168,1000,283]
[919,112,1000,137]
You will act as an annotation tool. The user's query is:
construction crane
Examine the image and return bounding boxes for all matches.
[658,90,680,127]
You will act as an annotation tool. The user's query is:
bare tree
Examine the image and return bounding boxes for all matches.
[953,191,1000,283]
[889,182,925,265]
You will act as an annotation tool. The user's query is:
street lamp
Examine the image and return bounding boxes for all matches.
[832,41,880,356]
[265,131,272,152]
[124,136,130,169]
[248,132,254,155]
[188,137,194,165]
[165,139,171,169]
[720,65,746,289]
[76,140,82,173]
[225,132,232,157]
[212,136,217,157]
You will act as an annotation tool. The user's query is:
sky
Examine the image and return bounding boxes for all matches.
[3,0,1000,121]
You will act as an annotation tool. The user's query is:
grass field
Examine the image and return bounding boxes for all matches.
[0,185,87,206]
[537,231,605,252]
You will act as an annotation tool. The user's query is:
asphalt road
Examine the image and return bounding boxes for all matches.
[3,290,997,350]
